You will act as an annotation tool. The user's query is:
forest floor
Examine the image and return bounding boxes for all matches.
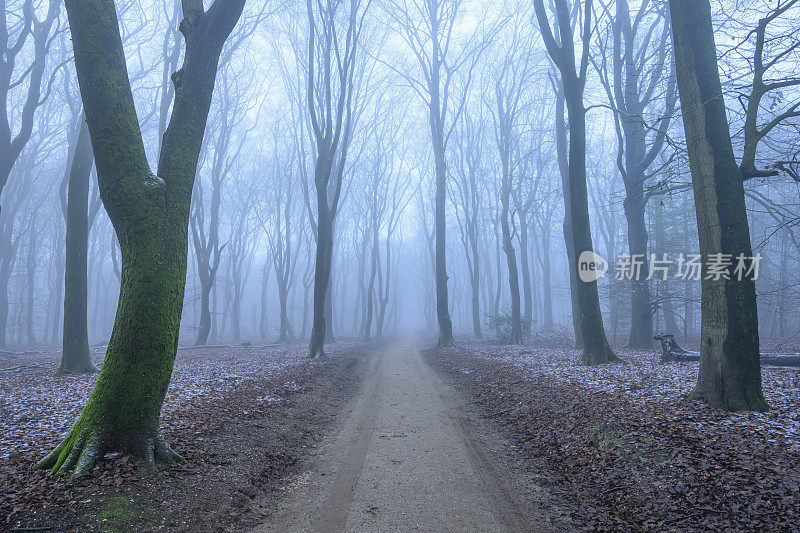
[2,337,800,532]
[1,341,370,532]
[426,337,800,531]
[250,340,573,533]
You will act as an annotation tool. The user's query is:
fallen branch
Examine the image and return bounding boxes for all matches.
[0,364,41,373]
[654,334,800,367]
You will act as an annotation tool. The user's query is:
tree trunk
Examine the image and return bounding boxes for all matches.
[563,85,618,365]
[430,79,455,346]
[195,277,212,345]
[555,88,583,348]
[669,0,767,411]
[363,228,378,341]
[624,194,653,347]
[653,201,681,335]
[324,269,335,343]
[540,222,554,332]
[35,0,245,475]
[277,273,294,342]
[309,189,333,357]
[25,215,37,346]
[260,262,269,340]
[470,259,482,339]
[519,212,533,337]
[59,117,98,373]
[501,160,522,344]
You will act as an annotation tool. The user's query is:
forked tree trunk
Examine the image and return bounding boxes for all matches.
[59,117,97,374]
[35,0,245,476]
[669,0,767,411]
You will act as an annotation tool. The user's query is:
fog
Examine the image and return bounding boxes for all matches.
[1,0,798,351]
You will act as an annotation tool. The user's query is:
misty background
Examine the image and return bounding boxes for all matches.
[1,0,798,349]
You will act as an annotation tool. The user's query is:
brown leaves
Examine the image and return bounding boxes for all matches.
[428,342,800,531]
[0,342,355,530]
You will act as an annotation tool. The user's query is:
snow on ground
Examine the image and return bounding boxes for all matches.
[0,343,313,460]
[462,342,800,454]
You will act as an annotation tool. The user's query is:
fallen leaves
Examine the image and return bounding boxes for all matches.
[0,341,362,529]
[428,341,800,532]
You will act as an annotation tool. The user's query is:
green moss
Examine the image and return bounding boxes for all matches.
[98,496,134,520]
[602,434,625,447]
[96,494,159,532]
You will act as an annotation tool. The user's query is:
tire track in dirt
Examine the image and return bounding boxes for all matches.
[311,347,384,531]
[252,339,571,532]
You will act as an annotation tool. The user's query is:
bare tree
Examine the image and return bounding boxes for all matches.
[669,0,766,411]
[35,0,246,475]
[451,110,485,339]
[735,0,800,180]
[305,0,370,358]
[488,17,533,343]
[594,0,677,348]
[384,0,493,346]
[535,0,619,364]
[0,0,61,212]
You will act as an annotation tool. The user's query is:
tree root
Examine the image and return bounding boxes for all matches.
[33,429,184,477]
[33,428,103,477]
[307,346,326,359]
[55,361,99,375]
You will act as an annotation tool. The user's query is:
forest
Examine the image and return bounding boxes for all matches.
[1,0,799,531]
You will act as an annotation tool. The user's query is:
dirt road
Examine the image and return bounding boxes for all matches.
[251,340,571,533]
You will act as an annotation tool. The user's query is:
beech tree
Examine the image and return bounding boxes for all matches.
[385,0,492,347]
[594,0,677,348]
[451,111,485,339]
[58,115,97,374]
[34,0,245,475]
[669,0,767,411]
[489,20,532,345]
[534,0,619,364]
[305,0,369,358]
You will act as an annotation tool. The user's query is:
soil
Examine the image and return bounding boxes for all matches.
[250,340,574,532]
[2,343,369,532]
[9,337,794,532]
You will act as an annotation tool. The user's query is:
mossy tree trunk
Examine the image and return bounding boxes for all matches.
[35,0,245,476]
[669,0,767,411]
[58,115,97,374]
[536,0,618,364]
